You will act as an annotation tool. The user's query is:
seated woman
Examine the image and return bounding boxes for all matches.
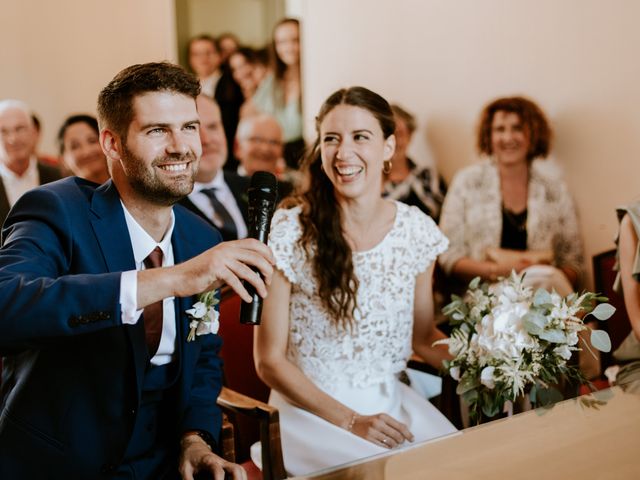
[383,104,447,222]
[438,96,584,295]
[57,114,109,184]
[254,86,457,476]
[612,200,640,389]
[252,18,304,169]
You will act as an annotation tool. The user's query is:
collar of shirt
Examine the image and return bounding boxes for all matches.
[193,168,225,193]
[189,170,248,238]
[120,201,175,268]
[200,71,222,98]
[0,156,40,206]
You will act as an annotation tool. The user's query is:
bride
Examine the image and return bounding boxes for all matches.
[254,86,457,475]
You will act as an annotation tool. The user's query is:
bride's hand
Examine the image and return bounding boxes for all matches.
[350,413,414,449]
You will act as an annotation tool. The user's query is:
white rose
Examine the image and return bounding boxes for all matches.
[186,301,207,319]
[450,366,461,381]
[480,366,496,389]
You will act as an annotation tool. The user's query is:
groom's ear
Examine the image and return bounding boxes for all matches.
[100,128,123,162]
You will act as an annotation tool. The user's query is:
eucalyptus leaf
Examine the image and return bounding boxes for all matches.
[529,384,537,403]
[523,311,546,335]
[469,277,481,289]
[456,375,479,394]
[462,389,478,404]
[533,289,552,307]
[590,329,612,352]
[589,303,616,321]
[536,386,563,407]
[481,400,500,418]
[539,329,566,343]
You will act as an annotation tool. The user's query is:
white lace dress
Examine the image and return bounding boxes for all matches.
[262,201,457,475]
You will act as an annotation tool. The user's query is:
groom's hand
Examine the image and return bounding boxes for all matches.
[179,433,247,480]
[137,238,275,308]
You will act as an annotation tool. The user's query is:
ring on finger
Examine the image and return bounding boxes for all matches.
[381,437,388,446]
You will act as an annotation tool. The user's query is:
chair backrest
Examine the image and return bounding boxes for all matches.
[217,287,271,461]
[592,249,632,368]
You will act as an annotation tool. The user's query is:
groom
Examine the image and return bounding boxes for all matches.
[0,62,273,479]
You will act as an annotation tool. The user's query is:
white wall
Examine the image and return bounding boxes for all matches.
[300,0,640,288]
[0,0,177,153]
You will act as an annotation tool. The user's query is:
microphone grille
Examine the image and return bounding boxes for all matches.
[250,171,278,190]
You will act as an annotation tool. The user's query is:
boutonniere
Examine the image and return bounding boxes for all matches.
[185,290,220,342]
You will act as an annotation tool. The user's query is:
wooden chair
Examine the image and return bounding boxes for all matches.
[216,287,287,480]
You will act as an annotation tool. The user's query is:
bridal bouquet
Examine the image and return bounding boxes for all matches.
[439,272,614,421]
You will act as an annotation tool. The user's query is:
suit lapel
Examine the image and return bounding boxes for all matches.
[171,212,200,381]
[0,178,10,226]
[89,181,147,394]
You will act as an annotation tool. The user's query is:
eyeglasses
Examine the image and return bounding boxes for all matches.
[247,136,282,147]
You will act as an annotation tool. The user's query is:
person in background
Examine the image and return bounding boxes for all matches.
[187,34,243,171]
[229,48,268,103]
[611,199,640,389]
[30,113,59,166]
[253,86,456,476]
[382,104,446,222]
[217,32,240,64]
[234,113,295,195]
[179,95,249,241]
[438,96,583,295]
[253,18,304,169]
[0,100,61,225]
[230,47,271,120]
[57,114,109,184]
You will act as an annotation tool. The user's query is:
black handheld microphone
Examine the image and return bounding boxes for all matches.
[240,171,278,325]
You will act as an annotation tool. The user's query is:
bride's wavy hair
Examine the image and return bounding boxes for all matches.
[282,86,395,329]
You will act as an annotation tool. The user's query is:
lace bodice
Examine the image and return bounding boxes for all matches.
[268,201,448,394]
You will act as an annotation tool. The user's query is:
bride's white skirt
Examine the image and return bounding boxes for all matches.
[251,377,457,476]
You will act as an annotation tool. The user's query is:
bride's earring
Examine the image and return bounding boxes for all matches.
[383,160,392,175]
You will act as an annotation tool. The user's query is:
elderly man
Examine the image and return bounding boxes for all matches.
[234,113,284,177]
[0,100,61,224]
[0,62,273,479]
[234,114,295,200]
[179,95,249,241]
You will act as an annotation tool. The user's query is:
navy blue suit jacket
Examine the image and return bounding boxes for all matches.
[0,178,223,478]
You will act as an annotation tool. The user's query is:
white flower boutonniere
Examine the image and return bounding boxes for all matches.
[185,290,220,342]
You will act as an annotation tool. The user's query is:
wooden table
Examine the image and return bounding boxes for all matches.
[292,385,640,480]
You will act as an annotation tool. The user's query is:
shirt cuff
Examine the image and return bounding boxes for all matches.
[120,270,143,325]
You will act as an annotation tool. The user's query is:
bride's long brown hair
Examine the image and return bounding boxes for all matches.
[282,87,395,330]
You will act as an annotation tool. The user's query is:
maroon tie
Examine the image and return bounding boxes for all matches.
[143,246,163,356]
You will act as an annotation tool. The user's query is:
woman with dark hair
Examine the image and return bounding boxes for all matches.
[254,86,456,475]
[57,114,109,184]
[252,18,304,168]
[229,47,270,119]
[438,96,583,294]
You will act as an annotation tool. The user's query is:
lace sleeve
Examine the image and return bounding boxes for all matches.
[268,207,304,284]
[407,206,449,275]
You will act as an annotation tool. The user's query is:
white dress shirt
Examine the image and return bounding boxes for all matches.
[119,203,177,366]
[188,169,248,239]
[0,156,40,207]
[200,71,222,99]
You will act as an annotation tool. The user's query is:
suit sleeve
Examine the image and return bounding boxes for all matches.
[0,187,122,349]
